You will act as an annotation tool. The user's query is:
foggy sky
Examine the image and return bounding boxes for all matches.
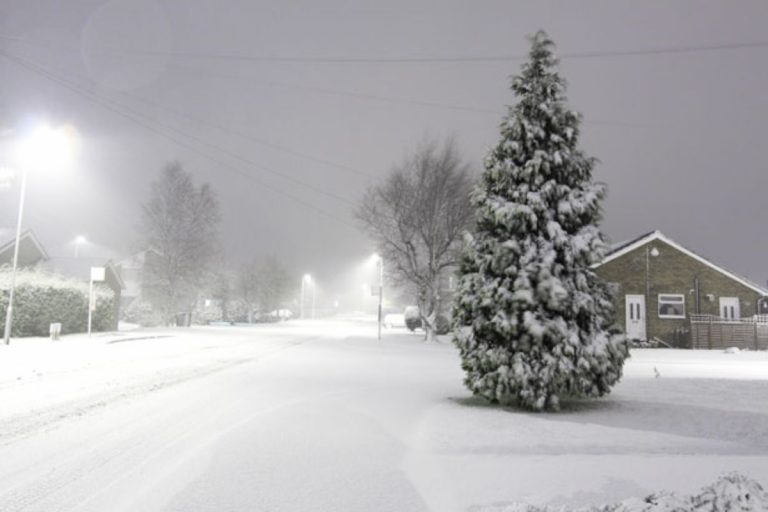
[1,0,768,290]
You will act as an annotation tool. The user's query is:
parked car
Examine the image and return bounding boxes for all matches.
[383,313,405,328]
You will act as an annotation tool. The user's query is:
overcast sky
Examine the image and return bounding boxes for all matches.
[1,0,767,289]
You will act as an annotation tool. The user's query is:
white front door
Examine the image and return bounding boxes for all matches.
[719,297,740,320]
[625,295,646,340]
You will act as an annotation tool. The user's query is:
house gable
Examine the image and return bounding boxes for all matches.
[594,231,766,346]
[0,230,49,268]
[597,230,767,295]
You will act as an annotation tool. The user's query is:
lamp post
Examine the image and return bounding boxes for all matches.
[2,167,28,345]
[311,278,316,319]
[372,253,383,341]
[301,274,312,319]
[3,124,78,345]
[74,235,87,258]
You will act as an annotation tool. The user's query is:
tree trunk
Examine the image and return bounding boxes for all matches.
[418,285,440,342]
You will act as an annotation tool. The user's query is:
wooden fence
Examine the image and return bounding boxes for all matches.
[689,314,768,350]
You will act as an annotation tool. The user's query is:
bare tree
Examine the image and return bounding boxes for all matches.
[357,139,474,341]
[140,161,220,324]
[236,259,260,323]
[208,268,235,322]
[235,256,292,321]
[255,256,292,318]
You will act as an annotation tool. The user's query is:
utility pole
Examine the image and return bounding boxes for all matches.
[300,276,306,319]
[376,255,383,341]
[3,168,27,345]
[301,274,312,319]
[311,279,316,319]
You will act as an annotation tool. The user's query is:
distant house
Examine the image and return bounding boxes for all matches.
[114,248,162,311]
[0,230,48,268]
[594,230,768,347]
[101,261,125,331]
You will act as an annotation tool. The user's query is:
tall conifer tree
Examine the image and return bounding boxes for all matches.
[453,31,628,411]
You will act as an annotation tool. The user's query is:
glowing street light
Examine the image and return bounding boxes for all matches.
[3,123,79,345]
[74,235,87,258]
[300,274,312,319]
[371,253,384,340]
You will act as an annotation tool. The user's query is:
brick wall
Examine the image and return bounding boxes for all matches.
[595,239,762,347]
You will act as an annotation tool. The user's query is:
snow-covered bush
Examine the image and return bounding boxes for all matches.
[193,302,223,325]
[405,306,422,331]
[435,314,451,335]
[478,473,767,511]
[693,472,768,511]
[452,31,628,411]
[225,299,250,323]
[0,267,114,336]
[122,298,165,327]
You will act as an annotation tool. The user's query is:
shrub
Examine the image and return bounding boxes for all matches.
[194,302,222,325]
[475,473,767,511]
[405,316,422,331]
[0,267,115,337]
[435,314,451,335]
[122,298,165,327]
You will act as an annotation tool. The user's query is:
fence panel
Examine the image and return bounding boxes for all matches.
[689,314,768,350]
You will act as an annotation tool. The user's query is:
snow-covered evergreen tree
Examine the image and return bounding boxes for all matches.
[452,31,629,411]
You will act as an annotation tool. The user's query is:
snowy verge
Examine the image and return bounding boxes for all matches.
[473,473,768,511]
[0,325,318,443]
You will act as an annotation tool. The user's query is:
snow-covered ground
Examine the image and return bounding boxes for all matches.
[0,318,766,511]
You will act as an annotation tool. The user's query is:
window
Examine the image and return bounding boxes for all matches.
[658,294,685,319]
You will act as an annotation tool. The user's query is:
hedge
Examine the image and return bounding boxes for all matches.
[0,268,115,337]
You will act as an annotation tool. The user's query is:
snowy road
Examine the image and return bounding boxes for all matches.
[1,319,767,511]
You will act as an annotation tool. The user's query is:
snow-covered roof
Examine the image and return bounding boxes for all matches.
[0,230,49,267]
[597,230,768,296]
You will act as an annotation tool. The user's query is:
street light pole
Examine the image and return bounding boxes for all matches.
[74,235,86,258]
[311,281,316,319]
[3,167,28,345]
[300,276,306,319]
[375,255,383,341]
[301,274,312,319]
[2,123,77,345]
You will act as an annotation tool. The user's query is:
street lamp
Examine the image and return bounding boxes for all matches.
[371,253,383,340]
[311,278,316,319]
[3,123,78,345]
[300,274,312,319]
[74,235,87,258]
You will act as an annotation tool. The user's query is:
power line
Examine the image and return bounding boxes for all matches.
[117,89,372,179]
[2,32,767,63]
[4,52,360,207]
[173,65,498,114]
[0,34,376,178]
[0,33,731,130]
[169,64,652,128]
[0,50,360,230]
[2,51,359,207]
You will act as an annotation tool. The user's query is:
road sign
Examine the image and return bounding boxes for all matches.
[90,266,105,281]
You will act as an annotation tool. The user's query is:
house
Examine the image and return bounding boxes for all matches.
[594,230,768,347]
[0,229,48,268]
[114,248,163,311]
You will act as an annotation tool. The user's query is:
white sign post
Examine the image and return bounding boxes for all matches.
[88,267,106,337]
